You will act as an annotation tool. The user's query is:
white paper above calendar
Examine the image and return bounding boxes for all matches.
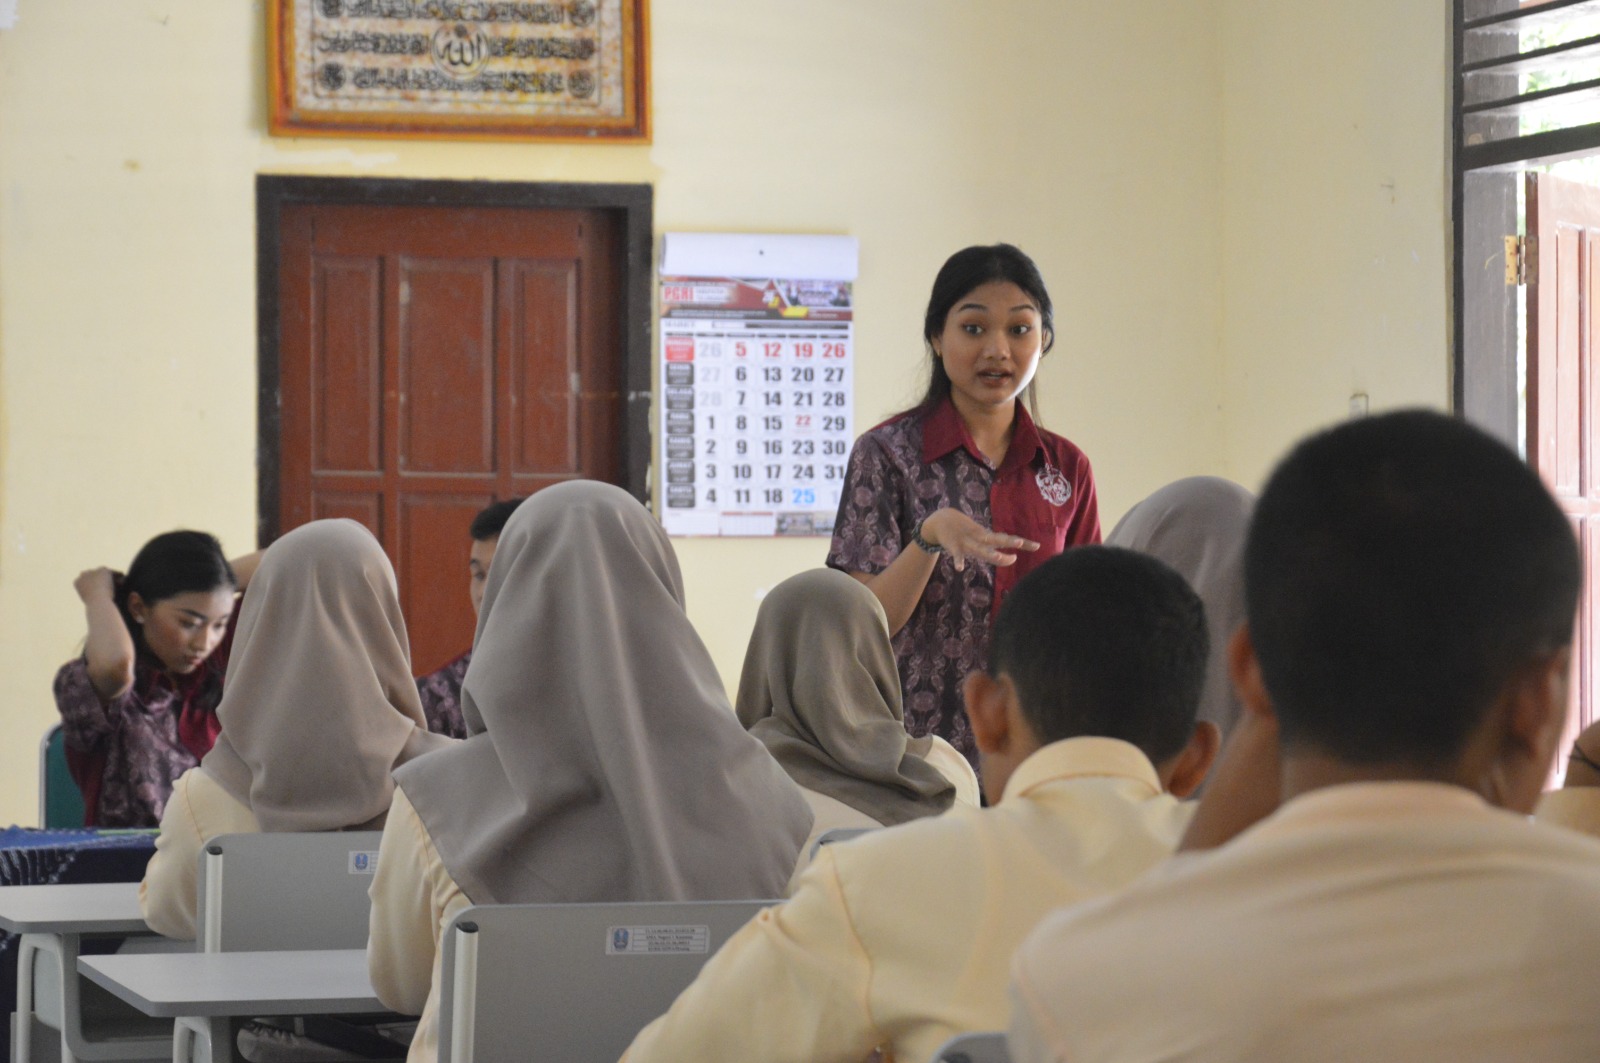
[659,233,857,538]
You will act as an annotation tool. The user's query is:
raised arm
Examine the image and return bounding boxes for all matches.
[228,549,265,592]
[74,567,136,703]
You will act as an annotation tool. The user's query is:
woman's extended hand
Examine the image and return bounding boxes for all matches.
[918,508,1040,572]
[74,567,117,605]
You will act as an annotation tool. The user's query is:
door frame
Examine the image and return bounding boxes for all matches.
[255,174,653,546]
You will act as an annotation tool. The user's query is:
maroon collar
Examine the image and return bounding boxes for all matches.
[920,397,1045,475]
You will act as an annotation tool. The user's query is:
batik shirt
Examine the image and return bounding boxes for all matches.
[826,399,1099,765]
[53,629,233,828]
[415,649,470,740]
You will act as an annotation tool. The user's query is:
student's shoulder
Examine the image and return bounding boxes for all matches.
[172,766,258,835]
[823,802,986,890]
[1014,847,1211,977]
[1522,814,1600,887]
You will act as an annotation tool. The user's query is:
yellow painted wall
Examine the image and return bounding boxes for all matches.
[1218,0,1452,490]
[0,0,1450,825]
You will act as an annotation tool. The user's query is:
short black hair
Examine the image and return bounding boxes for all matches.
[470,499,524,542]
[1246,409,1580,768]
[989,546,1208,763]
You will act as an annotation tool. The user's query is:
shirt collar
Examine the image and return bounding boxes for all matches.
[1249,781,1499,839]
[919,397,1047,474]
[1000,736,1164,804]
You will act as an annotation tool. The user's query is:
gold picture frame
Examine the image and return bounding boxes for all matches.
[268,0,649,142]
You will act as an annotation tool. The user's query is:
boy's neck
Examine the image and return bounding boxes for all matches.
[1279,753,1479,805]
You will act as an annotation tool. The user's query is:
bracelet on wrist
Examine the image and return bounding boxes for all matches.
[912,520,945,556]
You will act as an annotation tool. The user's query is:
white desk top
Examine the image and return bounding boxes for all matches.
[0,881,147,934]
[78,949,383,1018]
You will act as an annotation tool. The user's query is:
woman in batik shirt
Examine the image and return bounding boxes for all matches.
[52,531,258,827]
[827,245,1100,768]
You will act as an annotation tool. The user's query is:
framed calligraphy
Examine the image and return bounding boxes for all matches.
[268,0,649,142]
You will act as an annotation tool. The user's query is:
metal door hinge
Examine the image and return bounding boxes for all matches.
[1505,235,1537,287]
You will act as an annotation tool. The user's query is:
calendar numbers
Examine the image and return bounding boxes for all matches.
[660,273,853,536]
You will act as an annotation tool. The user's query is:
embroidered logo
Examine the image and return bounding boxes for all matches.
[1036,464,1072,506]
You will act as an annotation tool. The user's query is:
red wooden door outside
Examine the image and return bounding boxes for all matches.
[1527,172,1600,777]
[277,203,624,674]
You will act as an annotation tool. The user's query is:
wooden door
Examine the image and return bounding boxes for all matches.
[277,203,624,674]
[1528,172,1600,776]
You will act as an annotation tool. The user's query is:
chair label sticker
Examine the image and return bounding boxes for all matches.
[605,924,710,955]
[348,851,379,875]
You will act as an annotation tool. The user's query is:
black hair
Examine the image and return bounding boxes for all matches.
[115,530,237,645]
[989,546,1208,764]
[1245,409,1581,769]
[908,243,1055,418]
[470,499,525,542]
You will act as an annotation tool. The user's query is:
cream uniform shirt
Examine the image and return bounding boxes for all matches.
[621,737,1194,1063]
[139,767,261,940]
[1010,782,1600,1063]
[1535,786,1600,839]
[366,784,471,1063]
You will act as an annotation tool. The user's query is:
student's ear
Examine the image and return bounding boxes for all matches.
[964,671,1011,755]
[1492,646,1573,812]
[1164,721,1222,799]
[126,591,148,625]
[1228,624,1276,725]
[1175,625,1286,852]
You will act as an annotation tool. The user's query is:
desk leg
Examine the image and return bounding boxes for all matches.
[14,933,69,1063]
[171,1018,231,1063]
[10,1016,60,1063]
[14,938,35,1063]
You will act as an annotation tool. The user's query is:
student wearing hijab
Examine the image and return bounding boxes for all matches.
[139,519,451,941]
[365,481,813,1063]
[1107,476,1253,742]
[737,568,978,882]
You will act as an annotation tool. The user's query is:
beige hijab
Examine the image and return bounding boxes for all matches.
[736,569,955,826]
[1107,476,1254,740]
[394,481,813,905]
[200,519,448,832]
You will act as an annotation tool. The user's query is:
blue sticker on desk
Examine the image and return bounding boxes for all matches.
[348,851,379,874]
[605,924,710,955]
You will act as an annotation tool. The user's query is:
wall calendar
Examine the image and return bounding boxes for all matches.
[659,234,859,537]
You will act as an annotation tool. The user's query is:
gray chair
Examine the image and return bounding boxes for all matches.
[929,1031,1010,1063]
[174,831,387,1063]
[436,899,773,1062]
[194,831,384,953]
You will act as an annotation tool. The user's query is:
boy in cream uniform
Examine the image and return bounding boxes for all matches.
[621,546,1220,1063]
[1010,411,1600,1063]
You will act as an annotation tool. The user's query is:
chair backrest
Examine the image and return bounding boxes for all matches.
[39,722,86,828]
[437,898,773,1063]
[810,826,873,860]
[194,831,385,952]
[929,1031,1010,1063]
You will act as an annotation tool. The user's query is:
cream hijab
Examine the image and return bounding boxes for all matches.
[736,569,955,826]
[394,481,813,905]
[200,519,448,832]
[1107,476,1254,740]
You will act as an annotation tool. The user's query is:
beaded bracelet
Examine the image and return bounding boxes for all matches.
[911,520,944,556]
